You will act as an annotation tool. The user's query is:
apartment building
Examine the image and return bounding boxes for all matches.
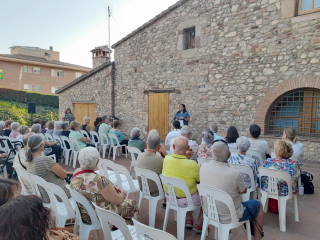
[0,46,91,94]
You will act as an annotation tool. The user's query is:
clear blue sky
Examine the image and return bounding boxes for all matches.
[0,0,178,68]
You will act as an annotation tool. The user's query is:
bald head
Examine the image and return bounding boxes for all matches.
[173,136,189,155]
[23,132,35,149]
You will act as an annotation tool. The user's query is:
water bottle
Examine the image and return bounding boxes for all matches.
[299,183,304,195]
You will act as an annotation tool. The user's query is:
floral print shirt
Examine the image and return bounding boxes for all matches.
[261,158,300,196]
[197,144,213,158]
[228,153,259,188]
[9,130,19,139]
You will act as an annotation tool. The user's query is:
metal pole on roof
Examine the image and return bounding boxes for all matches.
[108,5,111,60]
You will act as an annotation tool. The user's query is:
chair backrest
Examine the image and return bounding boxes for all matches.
[127,146,141,163]
[14,167,36,194]
[197,184,240,225]
[66,186,101,227]
[69,137,81,152]
[52,134,63,148]
[135,167,165,198]
[90,131,100,144]
[258,167,293,198]
[133,218,177,240]
[47,154,56,162]
[45,133,54,141]
[108,133,120,146]
[93,203,134,240]
[80,130,89,138]
[197,157,211,166]
[60,136,73,151]
[29,174,49,200]
[229,163,256,191]
[159,174,194,208]
[97,159,115,179]
[99,132,110,145]
[46,182,75,217]
[113,163,136,190]
[229,147,237,153]
[246,149,264,166]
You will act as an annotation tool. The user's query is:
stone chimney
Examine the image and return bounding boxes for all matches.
[90,45,111,68]
[44,52,52,61]
[49,46,53,51]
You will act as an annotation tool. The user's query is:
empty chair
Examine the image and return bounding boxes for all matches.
[126,146,141,174]
[99,132,110,158]
[197,157,211,166]
[133,218,177,240]
[60,136,73,165]
[29,173,51,208]
[93,203,137,240]
[90,131,100,149]
[259,167,299,232]
[135,167,165,227]
[80,130,89,138]
[69,137,81,168]
[97,158,118,184]
[108,133,127,160]
[160,174,201,240]
[197,185,251,240]
[246,149,264,166]
[67,186,101,240]
[14,167,36,195]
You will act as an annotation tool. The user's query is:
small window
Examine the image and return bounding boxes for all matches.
[183,27,196,50]
[33,85,41,92]
[299,0,320,15]
[51,69,55,77]
[23,84,28,90]
[75,72,82,78]
[33,67,40,74]
[57,70,63,77]
[23,66,27,73]
[51,87,56,94]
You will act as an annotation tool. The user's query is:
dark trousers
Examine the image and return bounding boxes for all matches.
[120,140,129,154]
[48,145,62,162]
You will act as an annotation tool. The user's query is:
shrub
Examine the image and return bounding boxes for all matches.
[0,88,59,108]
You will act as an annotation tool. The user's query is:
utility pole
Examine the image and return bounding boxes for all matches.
[108,5,111,60]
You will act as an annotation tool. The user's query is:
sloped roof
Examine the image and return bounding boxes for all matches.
[111,0,189,48]
[56,61,113,94]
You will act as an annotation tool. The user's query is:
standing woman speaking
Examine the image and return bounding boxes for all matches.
[174,104,190,125]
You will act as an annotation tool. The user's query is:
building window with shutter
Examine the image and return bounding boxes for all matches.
[51,69,55,77]
[23,84,28,90]
[183,27,196,50]
[298,0,320,15]
[33,67,41,74]
[57,70,64,77]
[33,85,41,92]
[75,72,82,78]
[23,66,28,73]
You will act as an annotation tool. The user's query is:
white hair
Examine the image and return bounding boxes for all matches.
[180,126,192,136]
[0,121,5,129]
[83,116,90,121]
[148,129,159,137]
[147,135,160,149]
[54,121,63,129]
[11,122,20,130]
[78,147,100,170]
[131,127,141,138]
[236,136,250,153]
[211,142,230,162]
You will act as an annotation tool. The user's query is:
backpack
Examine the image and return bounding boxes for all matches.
[300,172,314,194]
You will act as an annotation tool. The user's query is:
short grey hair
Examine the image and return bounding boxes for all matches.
[211,142,230,162]
[23,132,35,147]
[78,147,100,170]
[148,129,159,136]
[202,129,214,145]
[180,126,192,136]
[0,121,5,129]
[83,116,90,121]
[131,127,141,138]
[147,135,160,149]
[31,124,41,133]
[211,124,218,133]
[54,121,63,129]
[61,122,69,130]
[236,136,250,153]
[11,122,20,130]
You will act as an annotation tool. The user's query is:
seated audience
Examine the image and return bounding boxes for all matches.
[33,118,41,124]
[99,116,111,143]
[3,120,13,137]
[225,126,239,148]
[262,140,300,196]
[61,122,71,137]
[41,120,47,134]
[16,125,29,143]
[70,147,139,224]
[147,129,167,157]
[136,134,164,196]
[94,117,103,132]
[46,120,55,135]
[81,116,91,138]
[109,120,128,154]
[0,121,5,136]
[53,121,63,136]
[249,124,270,160]
[201,124,223,144]
[69,121,93,151]
[282,127,303,160]
[197,129,214,158]
[128,127,146,160]
[162,136,203,231]
[13,132,34,171]
[0,195,78,240]
[9,122,20,138]
[25,134,70,203]
[200,141,264,240]
[165,120,181,147]
[228,136,259,188]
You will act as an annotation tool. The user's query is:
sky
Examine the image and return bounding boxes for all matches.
[0,0,178,68]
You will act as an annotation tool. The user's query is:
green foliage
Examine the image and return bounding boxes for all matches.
[0,88,59,108]
[0,100,59,126]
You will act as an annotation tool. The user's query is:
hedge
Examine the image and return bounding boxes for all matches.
[0,88,59,108]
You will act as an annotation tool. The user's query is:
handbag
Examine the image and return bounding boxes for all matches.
[301,172,314,194]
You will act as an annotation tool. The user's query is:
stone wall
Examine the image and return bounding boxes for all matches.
[112,0,320,161]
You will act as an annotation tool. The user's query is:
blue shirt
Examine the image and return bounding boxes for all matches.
[175,111,190,125]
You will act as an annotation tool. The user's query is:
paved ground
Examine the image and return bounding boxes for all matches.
[59,156,320,240]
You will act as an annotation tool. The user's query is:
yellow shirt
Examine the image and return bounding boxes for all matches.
[162,154,200,197]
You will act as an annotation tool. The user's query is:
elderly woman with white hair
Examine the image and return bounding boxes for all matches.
[53,121,63,136]
[197,129,215,158]
[128,127,146,157]
[81,116,91,138]
[0,121,5,136]
[9,122,20,138]
[70,147,139,225]
[228,136,259,188]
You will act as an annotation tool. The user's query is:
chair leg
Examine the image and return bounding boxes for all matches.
[245,221,251,240]
[79,226,90,240]
[293,194,299,222]
[218,225,230,240]
[73,153,78,168]
[257,187,261,202]
[108,146,111,159]
[113,147,116,161]
[102,146,106,158]
[163,204,170,231]
[95,229,99,240]
[138,192,143,209]
[278,198,287,232]
[176,209,186,240]
[149,198,156,228]
[200,215,209,240]
[261,193,268,213]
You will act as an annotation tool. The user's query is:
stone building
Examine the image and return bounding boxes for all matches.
[57,0,320,161]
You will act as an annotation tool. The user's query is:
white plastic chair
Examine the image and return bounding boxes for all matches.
[60,136,73,165]
[108,133,127,160]
[197,185,251,240]
[99,132,110,158]
[93,203,137,240]
[135,168,165,227]
[97,159,118,184]
[69,137,81,168]
[126,146,141,174]
[46,182,76,227]
[45,133,54,141]
[52,134,63,148]
[229,147,237,153]
[259,167,299,232]
[90,131,100,149]
[67,186,101,240]
[197,157,211,166]
[160,174,201,240]
[133,218,177,240]
[15,167,36,195]
[247,149,264,166]
[229,163,260,202]
[29,174,51,208]
[80,130,89,138]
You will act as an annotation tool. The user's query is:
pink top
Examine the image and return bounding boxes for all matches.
[9,130,19,138]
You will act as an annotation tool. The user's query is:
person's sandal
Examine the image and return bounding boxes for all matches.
[193,223,209,234]
[185,219,194,229]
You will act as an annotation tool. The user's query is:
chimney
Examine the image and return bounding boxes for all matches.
[49,46,53,51]
[44,52,52,61]
[90,45,111,68]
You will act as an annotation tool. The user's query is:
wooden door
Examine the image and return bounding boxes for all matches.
[74,103,95,127]
[148,93,169,140]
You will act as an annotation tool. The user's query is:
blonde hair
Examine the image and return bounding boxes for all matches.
[47,121,55,130]
[18,125,29,135]
[70,121,80,131]
[275,140,293,159]
[284,127,298,144]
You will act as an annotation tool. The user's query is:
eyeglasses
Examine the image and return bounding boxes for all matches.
[212,139,228,145]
